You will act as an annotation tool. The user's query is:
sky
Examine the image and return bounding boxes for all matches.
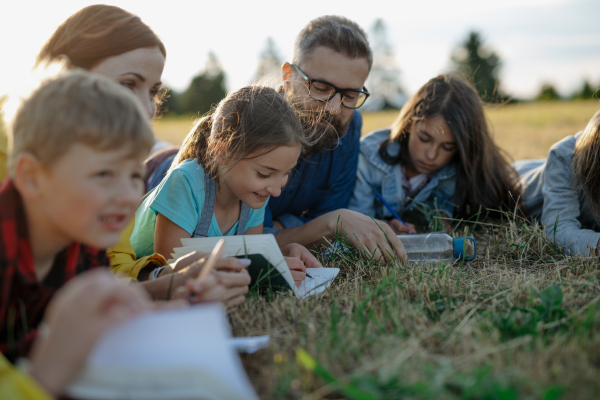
[2,0,600,100]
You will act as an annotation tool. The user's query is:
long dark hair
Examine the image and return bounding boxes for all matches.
[172,85,313,183]
[379,74,520,218]
[573,109,600,221]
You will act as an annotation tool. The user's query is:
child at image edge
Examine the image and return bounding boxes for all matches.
[130,86,321,283]
[0,69,155,362]
[515,109,600,256]
[349,74,520,231]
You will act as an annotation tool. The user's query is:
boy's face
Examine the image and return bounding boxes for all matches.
[35,143,145,249]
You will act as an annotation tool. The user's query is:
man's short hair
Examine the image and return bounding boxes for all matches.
[292,15,373,70]
[7,68,154,175]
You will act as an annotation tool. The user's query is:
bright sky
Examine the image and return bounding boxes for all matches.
[2,0,599,99]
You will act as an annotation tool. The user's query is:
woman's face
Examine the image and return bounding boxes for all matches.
[90,47,165,119]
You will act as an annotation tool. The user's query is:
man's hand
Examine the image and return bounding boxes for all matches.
[326,209,407,263]
[388,219,416,235]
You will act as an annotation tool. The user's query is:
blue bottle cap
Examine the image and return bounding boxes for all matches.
[453,236,477,261]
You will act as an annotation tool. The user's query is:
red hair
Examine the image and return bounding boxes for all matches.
[35,5,166,70]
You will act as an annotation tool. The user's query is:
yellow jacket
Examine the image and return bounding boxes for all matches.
[108,219,167,280]
[0,356,52,400]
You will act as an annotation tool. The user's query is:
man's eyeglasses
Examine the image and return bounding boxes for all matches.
[291,64,370,109]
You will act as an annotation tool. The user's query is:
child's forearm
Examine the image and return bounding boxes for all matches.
[136,265,187,301]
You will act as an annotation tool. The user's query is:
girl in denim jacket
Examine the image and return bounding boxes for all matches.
[515,110,600,256]
[349,75,520,233]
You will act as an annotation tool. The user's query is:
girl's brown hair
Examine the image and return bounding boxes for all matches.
[172,86,312,182]
[35,5,166,70]
[573,109,600,220]
[379,74,520,218]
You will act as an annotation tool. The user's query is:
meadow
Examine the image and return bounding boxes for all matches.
[154,100,600,160]
[156,101,600,399]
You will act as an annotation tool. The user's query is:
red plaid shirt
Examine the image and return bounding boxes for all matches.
[0,179,108,362]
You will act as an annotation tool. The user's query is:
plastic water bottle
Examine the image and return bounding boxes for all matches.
[397,233,476,263]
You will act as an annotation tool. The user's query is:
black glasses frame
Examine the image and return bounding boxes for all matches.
[291,64,370,109]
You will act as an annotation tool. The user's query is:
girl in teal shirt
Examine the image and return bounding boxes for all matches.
[131,86,313,262]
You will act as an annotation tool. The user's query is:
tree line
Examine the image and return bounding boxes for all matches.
[161,22,599,117]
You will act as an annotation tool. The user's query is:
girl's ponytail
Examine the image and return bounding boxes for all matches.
[170,115,212,173]
[169,85,310,183]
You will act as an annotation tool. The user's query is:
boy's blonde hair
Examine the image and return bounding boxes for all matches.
[7,69,154,176]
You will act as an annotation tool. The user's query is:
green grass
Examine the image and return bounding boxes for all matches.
[229,214,600,399]
[152,102,600,399]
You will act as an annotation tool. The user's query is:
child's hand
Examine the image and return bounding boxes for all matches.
[388,219,416,235]
[178,253,251,307]
[214,270,251,307]
[173,272,227,304]
[280,243,323,268]
[28,270,152,398]
[284,256,307,287]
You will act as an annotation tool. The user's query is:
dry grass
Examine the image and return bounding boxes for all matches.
[360,100,600,161]
[230,216,600,399]
[153,100,600,161]
[153,102,600,399]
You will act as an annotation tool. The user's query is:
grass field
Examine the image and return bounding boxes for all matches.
[154,100,600,161]
[155,101,600,399]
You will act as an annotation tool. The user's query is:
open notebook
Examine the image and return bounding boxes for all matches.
[170,234,339,299]
[67,304,259,400]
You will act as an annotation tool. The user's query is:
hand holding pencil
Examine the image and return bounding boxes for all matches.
[173,240,229,304]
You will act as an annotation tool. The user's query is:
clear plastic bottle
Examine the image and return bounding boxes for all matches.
[397,233,476,263]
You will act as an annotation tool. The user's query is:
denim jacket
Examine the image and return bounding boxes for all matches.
[349,128,457,220]
[516,132,600,256]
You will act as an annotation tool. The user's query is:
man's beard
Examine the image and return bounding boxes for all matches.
[299,109,352,154]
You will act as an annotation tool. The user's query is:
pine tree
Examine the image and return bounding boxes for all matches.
[254,37,283,82]
[363,19,404,111]
[537,83,561,101]
[572,80,597,100]
[451,31,504,103]
[179,52,227,115]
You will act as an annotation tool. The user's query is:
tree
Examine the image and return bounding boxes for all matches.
[363,19,405,111]
[158,86,182,115]
[451,31,504,103]
[254,37,283,82]
[572,79,598,100]
[536,83,561,101]
[178,52,227,115]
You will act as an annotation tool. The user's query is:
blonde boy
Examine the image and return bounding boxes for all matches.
[0,69,154,361]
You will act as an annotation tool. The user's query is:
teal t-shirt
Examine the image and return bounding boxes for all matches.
[130,159,268,258]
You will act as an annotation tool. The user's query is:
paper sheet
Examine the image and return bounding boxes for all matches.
[229,336,270,354]
[297,267,340,299]
[67,305,259,400]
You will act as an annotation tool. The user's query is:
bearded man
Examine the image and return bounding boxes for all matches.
[266,15,406,262]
